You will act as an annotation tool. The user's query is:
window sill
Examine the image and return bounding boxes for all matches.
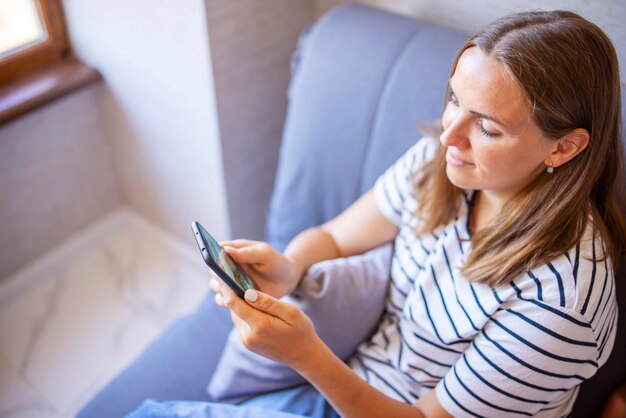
[0,59,102,126]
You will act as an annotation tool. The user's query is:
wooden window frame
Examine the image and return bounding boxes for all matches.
[0,0,101,125]
[0,0,70,84]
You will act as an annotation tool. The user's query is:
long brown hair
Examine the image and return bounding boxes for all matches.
[415,10,626,287]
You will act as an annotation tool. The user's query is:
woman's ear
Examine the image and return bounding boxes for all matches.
[547,128,590,168]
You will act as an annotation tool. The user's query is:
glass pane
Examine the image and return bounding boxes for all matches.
[0,0,47,58]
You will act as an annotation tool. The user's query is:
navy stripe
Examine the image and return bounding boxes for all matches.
[357,350,392,367]
[443,246,479,331]
[590,253,610,325]
[453,223,465,254]
[353,354,372,381]
[365,366,411,403]
[505,308,596,347]
[465,192,476,236]
[407,362,445,380]
[390,268,409,297]
[442,378,487,418]
[527,271,543,301]
[395,242,421,279]
[386,296,404,314]
[354,355,412,403]
[408,300,415,321]
[573,244,580,285]
[472,342,570,392]
[483,331,586,380]
[597,307,617,360]
[409,389,423,400]
[592,272,615,333]
[380,324,391,349]
[597,302,617,352]
[398,325,456,367]
[397,233,425,270]
[547,262,565,307]
[420,284,446,345]
[491,318,598,367]
[452,365,533,416]
[492,289,503,304]
[461,354,549,405]
[419,285,470,346]
[597,310,617,361]
[397,323,405,367]
[511,283,591,328]
[581,238,598,315]
[470,283,490,317]
[411,329,464,354]
[430,265,463,339]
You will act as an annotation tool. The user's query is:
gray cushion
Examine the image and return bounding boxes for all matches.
[207,244,392,403]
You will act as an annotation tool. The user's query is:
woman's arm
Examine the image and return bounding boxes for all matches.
[283,190,399,278]
[301,339,451,418]
[221,287,451,418]
[221,189,398,297]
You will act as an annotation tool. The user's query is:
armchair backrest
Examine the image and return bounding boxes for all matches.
[266,5,626,416]
[266,4,466,250]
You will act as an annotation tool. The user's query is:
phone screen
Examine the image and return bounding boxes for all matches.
[192,221,257,295]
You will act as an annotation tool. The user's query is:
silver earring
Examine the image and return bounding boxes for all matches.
[546,162,554,174]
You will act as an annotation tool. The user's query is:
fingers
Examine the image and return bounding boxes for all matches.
[242,290,297,325]
[209,277,221,293]
[214,291,226,307]
[223,242,273,265]
[212,280,236,308]
[218,239,262,249]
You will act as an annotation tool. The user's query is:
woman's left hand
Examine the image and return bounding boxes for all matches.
[218,285,323,370]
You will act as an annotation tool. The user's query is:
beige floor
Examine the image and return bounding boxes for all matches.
[0,210,211,418]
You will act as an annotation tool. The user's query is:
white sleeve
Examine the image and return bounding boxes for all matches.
[434,298,605,417]
[373,137,437,225]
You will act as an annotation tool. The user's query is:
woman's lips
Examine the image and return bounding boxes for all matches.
[446,150,474,167]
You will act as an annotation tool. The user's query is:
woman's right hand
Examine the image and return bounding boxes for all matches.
[216,239,303,299]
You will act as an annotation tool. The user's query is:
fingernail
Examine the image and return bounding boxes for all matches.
[223,246,236,253]
[221,287,232,303]
[245,289,258,303]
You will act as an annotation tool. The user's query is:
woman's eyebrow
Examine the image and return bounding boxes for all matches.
[471,110,505,127]
[449,85,506,127]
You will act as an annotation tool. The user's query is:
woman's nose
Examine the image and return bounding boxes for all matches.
[440,114,471,149]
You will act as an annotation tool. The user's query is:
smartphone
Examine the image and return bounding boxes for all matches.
[191,221,258,298]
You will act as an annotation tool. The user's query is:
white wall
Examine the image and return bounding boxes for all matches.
[62,0,231,243]
[206,0,314,240]
[0,84,121,281]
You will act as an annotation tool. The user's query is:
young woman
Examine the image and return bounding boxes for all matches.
[131,9,625,418]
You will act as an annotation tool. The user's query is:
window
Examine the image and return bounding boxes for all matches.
[0,0,100,125]
[0,0,70,84]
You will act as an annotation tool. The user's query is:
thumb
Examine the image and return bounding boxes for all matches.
[223,245,266,264]
[244,290,294,323]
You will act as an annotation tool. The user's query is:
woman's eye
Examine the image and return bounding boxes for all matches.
[449,93,459,107]
[479,121,500,138]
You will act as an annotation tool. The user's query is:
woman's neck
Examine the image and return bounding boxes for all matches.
[470,191,506,233]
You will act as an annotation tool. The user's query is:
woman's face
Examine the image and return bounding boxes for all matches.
[441,47,555,201]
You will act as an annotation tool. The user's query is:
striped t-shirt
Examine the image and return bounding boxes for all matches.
[349,137,618,417]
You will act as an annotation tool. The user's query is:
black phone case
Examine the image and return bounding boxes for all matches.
[191,221,247,299]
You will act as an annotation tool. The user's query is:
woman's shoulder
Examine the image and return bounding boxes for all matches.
[509,221,615,331]
[496,225,616,367]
